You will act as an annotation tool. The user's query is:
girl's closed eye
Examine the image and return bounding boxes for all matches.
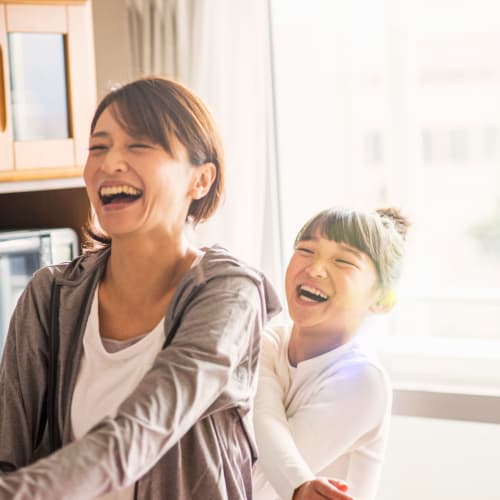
[296,246,314,255]
[336,258,357,268]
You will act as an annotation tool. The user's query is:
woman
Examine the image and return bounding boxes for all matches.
[0,77,280,499]
[252,206,410,500]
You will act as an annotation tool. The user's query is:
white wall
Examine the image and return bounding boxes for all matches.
[377,416,500,500]
[91,0,133,100]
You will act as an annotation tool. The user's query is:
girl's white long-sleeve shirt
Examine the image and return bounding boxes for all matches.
[252,324,392,500]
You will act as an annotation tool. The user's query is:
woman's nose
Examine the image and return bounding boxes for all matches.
[101,148,129,174]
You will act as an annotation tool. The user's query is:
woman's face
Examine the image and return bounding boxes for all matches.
[84,107,199,240]
[285,231,382,338]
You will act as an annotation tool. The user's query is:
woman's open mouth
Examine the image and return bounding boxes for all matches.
[99,185,143,206]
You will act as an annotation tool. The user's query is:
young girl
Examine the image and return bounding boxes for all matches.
[0,77,280,499]
[252,206,409,500]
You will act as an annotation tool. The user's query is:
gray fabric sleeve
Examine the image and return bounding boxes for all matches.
[0,269,53,471]
[0,275,263,500]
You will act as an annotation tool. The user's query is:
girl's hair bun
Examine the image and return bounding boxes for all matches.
[376,207,411,240]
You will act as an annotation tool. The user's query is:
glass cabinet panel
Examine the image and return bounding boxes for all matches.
[0,251,40,355]
[8,32,69,142]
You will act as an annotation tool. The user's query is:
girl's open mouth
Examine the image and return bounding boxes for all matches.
[297,284,329,303]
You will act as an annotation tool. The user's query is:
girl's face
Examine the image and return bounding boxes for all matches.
[84,107,201,240]
[285,231,382,338]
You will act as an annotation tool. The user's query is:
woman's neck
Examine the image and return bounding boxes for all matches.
[103,233,200,305]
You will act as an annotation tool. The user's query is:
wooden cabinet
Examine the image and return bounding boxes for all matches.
[0,0,96,182]
[0,186,90,242]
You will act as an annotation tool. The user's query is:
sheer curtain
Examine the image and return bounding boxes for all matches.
[126,0,283,290]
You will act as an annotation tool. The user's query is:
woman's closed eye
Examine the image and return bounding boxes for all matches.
[129,142,153,150]
[88,144,108,152]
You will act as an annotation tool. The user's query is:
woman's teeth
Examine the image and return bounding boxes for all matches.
[99,185,143,205]
[99,185,141,197]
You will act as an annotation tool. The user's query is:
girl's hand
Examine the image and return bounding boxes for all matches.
[292,477,354,500]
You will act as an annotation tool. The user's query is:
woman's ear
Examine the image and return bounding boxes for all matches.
[370,289,397,314]
[190,163,216,200]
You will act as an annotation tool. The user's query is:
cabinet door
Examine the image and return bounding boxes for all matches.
[1,2,95,175]
[0,5,13,172]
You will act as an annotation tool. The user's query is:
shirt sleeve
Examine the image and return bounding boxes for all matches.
[287,362,390,473]
[0,275,265,500]
[253,328,315,500]
[254,334,390,500]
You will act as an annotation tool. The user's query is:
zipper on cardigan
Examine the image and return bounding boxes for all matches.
[0,461,16,473]
[48,281,62,452]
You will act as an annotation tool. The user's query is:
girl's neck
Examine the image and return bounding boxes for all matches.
[288,324,353,366]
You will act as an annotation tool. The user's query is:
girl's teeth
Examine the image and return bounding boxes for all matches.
[300,285,328,300]
[301,295,318,303]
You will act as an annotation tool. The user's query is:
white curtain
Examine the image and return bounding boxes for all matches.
[126,0,283,291]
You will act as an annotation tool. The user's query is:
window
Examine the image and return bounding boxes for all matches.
[484,126,498,162]
[449,128,468,163]
[421,129,433,164]
[364,131,384,165]
[270,0,500,392]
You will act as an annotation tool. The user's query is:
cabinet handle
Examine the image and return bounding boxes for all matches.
[0,44,6,132]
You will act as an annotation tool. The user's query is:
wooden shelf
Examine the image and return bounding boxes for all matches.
[0,1,87,5]
[0,166,83,183]
[0,187,90,243]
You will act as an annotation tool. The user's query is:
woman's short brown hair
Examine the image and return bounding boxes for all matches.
[84,77,224,250]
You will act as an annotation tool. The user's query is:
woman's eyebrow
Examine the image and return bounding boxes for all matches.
[90,131,110,139]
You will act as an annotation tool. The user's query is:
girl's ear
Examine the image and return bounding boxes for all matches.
[370,289,397,314]
[190,163,216,200]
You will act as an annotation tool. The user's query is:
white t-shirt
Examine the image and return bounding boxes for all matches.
[71,287,166,500]
[252,324,392,500]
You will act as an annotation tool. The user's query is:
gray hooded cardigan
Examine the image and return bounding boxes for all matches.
[0,244,281,499]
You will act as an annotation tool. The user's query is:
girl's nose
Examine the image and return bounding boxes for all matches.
[306,260,327,279]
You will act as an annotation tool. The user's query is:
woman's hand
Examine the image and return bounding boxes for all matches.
[292,477,354,500]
